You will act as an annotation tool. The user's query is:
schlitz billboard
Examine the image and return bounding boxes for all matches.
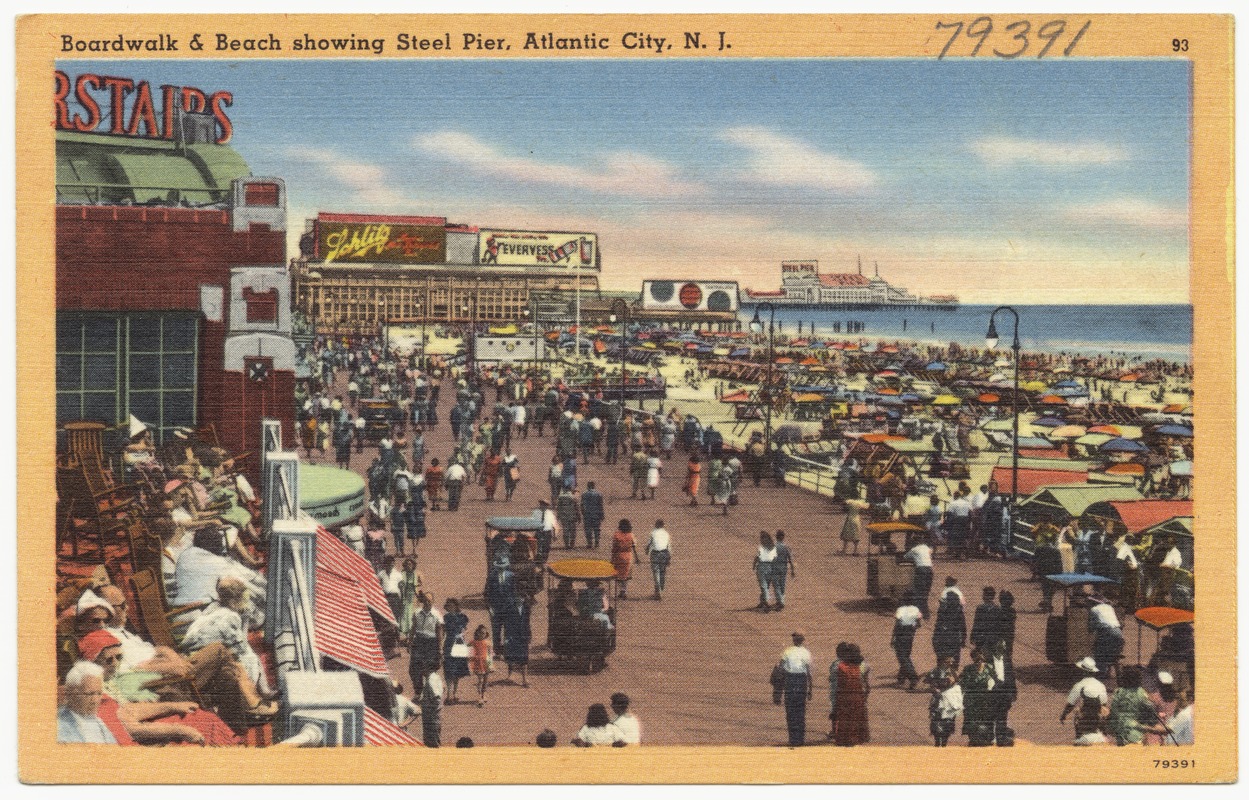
[478,229,598,269]
[316,220,447,264]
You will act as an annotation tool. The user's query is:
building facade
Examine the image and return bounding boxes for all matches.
[55,69,296,462]
[292,214,601,336]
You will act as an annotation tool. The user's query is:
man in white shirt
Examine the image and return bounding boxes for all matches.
[946,490,973,560]
[646,521,672,600]
[778,632,813,746]
[903,537,934,616]
[891,595,923,689]
[536,500,557,563]
[444,460,468,511]
[1087,592,1124,677]
[610,692,642,745]
[1060,657,1108,740]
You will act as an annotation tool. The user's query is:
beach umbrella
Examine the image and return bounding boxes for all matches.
[877,387,901,395]
[876,368,899,377]
[800,357,820,366]
[900,393,921,402]
[1032,416,1065,427]
[926,362,947,371]
[879,344,900,354]
[877,396,905,407]
[720,390,752,404]
[776,356,794,364]
[1022,380,1048,392]
[988,373,1010,383]
[1053,386,1089,398]
[1088,424,1121,436]
[1050,424,1087,439]
[1075,433,1114,447]
[1054,380,1083,389]
[1016,436,1057,449]
[1162,403,1191,414]
[982,419,1015,432]
[1155,424,1193,437]
[1120,372,1140,382]
[793,392,825,403]
[1039,394,1068,405]
[1100,437,1150,454]
[791,338,810,348]
[1105,462,1146,476]
[932,395,961,406]
[977,392,1001,404]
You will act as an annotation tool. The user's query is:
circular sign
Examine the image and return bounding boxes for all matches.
[649,281,675,303]
[707,290,732,312]
[679,282,703,309]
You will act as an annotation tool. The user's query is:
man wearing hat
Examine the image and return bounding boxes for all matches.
[1060,656,1109,741]
[1087,590,1125,678]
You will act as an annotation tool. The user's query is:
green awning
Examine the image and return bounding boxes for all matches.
[1019,484,1144,518]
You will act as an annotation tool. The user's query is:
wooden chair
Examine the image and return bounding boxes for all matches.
[57,462,135,559]
[127,568,206,650]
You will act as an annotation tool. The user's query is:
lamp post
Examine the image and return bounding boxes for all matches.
[462,296,476,385]
[609,298,630,405]
[377,296,388,355]
[986,306,1021,544]
[414,300,426,372]
[749,302,776,477]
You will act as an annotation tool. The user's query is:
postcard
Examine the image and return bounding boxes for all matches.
[16,11,1234,783]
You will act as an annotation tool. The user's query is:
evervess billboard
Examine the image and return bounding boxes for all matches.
[478,230,598,269]
[642,281,739,312]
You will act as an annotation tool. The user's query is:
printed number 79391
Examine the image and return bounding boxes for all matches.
[935,17,1090,59]
[1153,760,1194,768]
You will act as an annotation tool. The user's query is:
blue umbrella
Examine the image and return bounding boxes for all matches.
[1053,386,1089,397]
[1100,437,1150,453]
[926,362,947,371]
[900,393,921,402]
[1155,424,1193,437]
[1045,573,1120,587]
[1053,380,1084,389]
[1032,416,1065,427]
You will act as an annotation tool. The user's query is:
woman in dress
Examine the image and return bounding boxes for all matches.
[480,451,502,500]
[645,450,662,501]
[958,647,996,746]
[468,625,492,707]
[840,498,869,555]
[683,454,702,506]
[441,598,470,704]
[711,459,733,516]
[397,557,422,642]
[1057,517,1079,574]
[829,642,871,746]
[610,519,640,599]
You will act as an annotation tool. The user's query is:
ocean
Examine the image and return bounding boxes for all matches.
[736,304,1193,363]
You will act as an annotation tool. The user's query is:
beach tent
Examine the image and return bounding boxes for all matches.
[992,467,1089,496]
[1083,500,1193,535]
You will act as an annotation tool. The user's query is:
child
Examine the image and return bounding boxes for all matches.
[469,624,492,707]
[923,655,962,747]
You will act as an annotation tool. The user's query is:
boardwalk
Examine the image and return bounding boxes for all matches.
[324,373,1127,747]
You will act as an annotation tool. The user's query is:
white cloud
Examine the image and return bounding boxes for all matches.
[972,136,1128,165]
[1062,197,1188,229]
[284,145,408,208]
[412,131,702,198]
[717,126,877,190]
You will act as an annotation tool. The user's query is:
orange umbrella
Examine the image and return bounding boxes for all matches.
[776,356,794,364]
[1105,462,1145,475]
[1039,394,1067,405]
[978,393,1001,404]
[1089,424,1121,436]
[800,357,820,366]
[877,387,901,395]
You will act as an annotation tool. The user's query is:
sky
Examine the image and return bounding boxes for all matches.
[62,57,1192,304]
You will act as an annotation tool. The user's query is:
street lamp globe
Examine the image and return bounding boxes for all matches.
[609,313,617,324]
[750,309,763,334]
[985,319,999,350]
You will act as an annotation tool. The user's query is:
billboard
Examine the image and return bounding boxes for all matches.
[316,220,446,264]
[478,229,598,269]
[781,260,819,274]
[641,281,739,312]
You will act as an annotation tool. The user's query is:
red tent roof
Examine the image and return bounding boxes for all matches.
[1104,500,1194,533]
[992,467,1087,496]
[1017,447,1068,459]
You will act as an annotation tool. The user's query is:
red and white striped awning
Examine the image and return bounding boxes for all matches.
[316,527,396,625]
[363,706,422,746]
[313,566,389,678]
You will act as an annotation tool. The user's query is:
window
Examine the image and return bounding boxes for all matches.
[56,312,198,444]
[243,287,278,323]
[244,181,280,207]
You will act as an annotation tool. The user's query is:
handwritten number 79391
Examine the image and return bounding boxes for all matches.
[935,18,1091,59]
